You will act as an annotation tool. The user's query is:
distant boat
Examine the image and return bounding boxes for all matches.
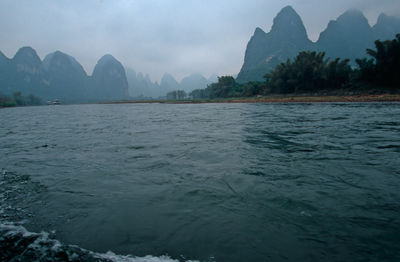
[47,101,52,105]
[53,99,60,105]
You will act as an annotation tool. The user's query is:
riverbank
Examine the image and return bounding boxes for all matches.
[99,94,400,104]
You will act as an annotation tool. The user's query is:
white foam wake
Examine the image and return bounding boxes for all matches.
[0,222,198,262]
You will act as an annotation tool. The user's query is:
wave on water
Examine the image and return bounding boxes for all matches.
[0,170,198,262]
[0,222,197,262]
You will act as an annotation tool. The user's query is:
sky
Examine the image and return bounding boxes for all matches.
[0,0,399,82]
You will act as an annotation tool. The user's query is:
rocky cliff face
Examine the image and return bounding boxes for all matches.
[41,51,88,101]
[9,47,44,94]
[237,6,400,84]
[316,9,374,63]
[0,51,12,94]
[90,54,129,101]
[0,47,130,102]
[373,13,400,41]
[13,46,42,75]
[236,6,314,83]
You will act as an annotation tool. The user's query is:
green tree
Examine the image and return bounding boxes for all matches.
[241,82,266,96]
[26,94,42,105]
[324,58,352,90]
[12,92,26,106]
[167,90,186,100]
[357,34,400,87]
[265,51,352,93]
[0,94,16,107]
[355,58,375,83]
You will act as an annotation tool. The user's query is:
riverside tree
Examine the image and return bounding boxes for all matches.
[356,34,400,88]
[264,51,352,93]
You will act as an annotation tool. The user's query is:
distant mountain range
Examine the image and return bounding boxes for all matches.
[0,46,217,101]
[126,70,218,98]
[0,47,129,102]
[4,5,395,101]
[236,6,400,83]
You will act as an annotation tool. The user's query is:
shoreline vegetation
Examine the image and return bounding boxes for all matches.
[0,92,41,108]
[87,33,400,106]
[165,34,400,103]
[2,35,399,108]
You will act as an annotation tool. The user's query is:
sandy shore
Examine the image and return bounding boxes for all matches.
[100,94,400,104]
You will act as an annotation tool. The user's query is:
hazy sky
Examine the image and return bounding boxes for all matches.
[0,0,399,81]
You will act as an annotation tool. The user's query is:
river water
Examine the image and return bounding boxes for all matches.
[1,103,399,261]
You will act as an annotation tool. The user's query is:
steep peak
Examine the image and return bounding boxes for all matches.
[372,12,400,40]
[318,9,372,43]
[375,12,400,26]
[376,13,390,24]
[13,46,41,65]
[161,73,179,90]
[336,9,370,28]
[92,54,125,76]
[0,50,7,59]
[254,27,266,36]
[91,54,128,100]
[42,50,86,76]
[161,73,176,81]
[97,54,118,65]
[278,5,297,16]
[338,9,364,19]
[0,51,10,67]
[0,51,9,61]
[137,72,144,81]
[270,6,309,40]
[42,50,69,64]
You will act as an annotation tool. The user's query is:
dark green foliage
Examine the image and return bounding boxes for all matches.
[210,76,238,98]
[0,92,42,107]
[189,77,266,99]
[265,51,352,93]
[354,58,375,82]
[356,34,400,88]
[188,35,400,99]
[166,90,186,100]
[190,76,240,99]
[12,92,26,106]
[12,92,42,106]
[325,58,352,89]
[0,93,16,107]
[189,88,208,99]
[25,94,42,105]
[241,82,267,96]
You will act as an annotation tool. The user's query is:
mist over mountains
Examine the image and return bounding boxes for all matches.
[126,70,217,98]
[0,47,129,102]
[0,46,217,101]
[1,5,399,102]
[236,6,400,83]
